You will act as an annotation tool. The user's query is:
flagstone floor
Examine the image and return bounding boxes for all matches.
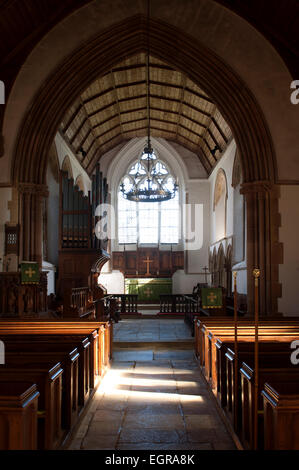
[113,318,192,342]
[67,319,236,451]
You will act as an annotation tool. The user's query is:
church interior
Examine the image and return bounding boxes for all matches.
[0,0,299,453]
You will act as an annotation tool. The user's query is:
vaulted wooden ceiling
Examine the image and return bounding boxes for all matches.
[60,53,232,175]
[0,0,298,165]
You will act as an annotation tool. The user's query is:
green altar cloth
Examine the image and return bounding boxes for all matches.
[125,278,172,302]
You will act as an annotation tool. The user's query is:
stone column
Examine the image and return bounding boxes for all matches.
[241,182,282,316]
[18,184,49,266]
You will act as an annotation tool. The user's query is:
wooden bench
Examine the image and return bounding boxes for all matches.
[0,320,113,449]
[201,325,299,387]
[0,320,113,379]
[262,380,299,450]
[4,344,80,430]
[225,344,294,430]
[2,333,94,407]
[240,362,299,449]
[194,319,299,450]
[0,382,39,450]
[0,361,63,449]
[195,317,299,363]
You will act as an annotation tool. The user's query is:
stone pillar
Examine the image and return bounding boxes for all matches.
[241,182,282,316]
[18,184,49,266]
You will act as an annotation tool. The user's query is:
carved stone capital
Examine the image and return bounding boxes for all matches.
[18,183,49,198]
[240,180,273,195]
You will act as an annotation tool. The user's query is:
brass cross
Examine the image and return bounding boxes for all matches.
[143,256,153,276]
[25,267,36,278]
[144,287,152,298]
[208,292,217,303]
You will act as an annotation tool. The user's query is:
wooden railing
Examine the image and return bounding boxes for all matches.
[112,294,138,314]
[160,294,201,314]
[63,287,95,319]
[94,295,117,321]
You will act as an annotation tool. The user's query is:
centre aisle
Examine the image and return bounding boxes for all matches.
[67,319,236,451]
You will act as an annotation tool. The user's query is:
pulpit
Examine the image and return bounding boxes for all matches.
[0,271,48,317]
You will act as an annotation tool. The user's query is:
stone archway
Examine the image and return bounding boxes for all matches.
[9,16,280,315]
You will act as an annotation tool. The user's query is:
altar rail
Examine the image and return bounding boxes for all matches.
[160,294,201,314]
[113,294,138,314]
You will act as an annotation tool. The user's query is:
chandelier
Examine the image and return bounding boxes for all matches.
[120,1,178,203]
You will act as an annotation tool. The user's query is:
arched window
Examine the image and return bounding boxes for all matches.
[118,156,180,245]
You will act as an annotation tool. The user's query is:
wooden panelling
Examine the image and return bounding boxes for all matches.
[112,248,184,278]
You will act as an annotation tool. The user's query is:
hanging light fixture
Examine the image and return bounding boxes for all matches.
[120,1,178,203]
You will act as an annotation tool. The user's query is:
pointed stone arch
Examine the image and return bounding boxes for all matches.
[61,156,73,180]
[75,175,84,193]
[8,15,280,315]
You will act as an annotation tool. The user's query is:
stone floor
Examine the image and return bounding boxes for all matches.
[67,319,236,451]
[113,318,192,342]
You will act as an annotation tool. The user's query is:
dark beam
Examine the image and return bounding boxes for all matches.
[211,117,229,143]
[75,128,92,154]
[87,94,211,119]
[83,79,214,106]
[70,117,88,145]
[62,103,83,133]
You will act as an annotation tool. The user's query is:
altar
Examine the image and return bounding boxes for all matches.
[125,278,172,302]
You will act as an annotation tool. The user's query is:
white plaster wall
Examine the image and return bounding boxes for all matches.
[209,139,236,245]
[54,133,91,194]
[185,179,210,274]
[172,270,211,294]
[278,186,299,316]
[98,270,125,294]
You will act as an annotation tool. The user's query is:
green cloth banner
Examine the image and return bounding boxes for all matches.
[125,278,172,302]
[21,262,40,284]
[201,287,223,308]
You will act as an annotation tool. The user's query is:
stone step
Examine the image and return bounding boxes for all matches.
[113,340,194,349]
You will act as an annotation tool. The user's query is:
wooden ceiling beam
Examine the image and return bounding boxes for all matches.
[83,79,214,105]
[211,117,229,143]
[207,127,222,152]
[75,128,92,154]
[197,146,213,173]
[62,103,83,133]
[87,93,211,119]
[87,135,125,173]
[203,137,218,162]
[91,105,208,131]
[102,62,176,76]
[70,116,88,144]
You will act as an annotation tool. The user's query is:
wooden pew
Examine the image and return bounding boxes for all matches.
[4,344,79,430]
[0,382,39,450]
[240,362,299,449]
[225,344,294,430]
[0,320,113,381]
[212,340,292,408]
[0,320,112,448]
[2,334,93,408]
[195,317,299,364]
[201,325,299,387]
[0,362,63,449]
[262,381,299,450]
